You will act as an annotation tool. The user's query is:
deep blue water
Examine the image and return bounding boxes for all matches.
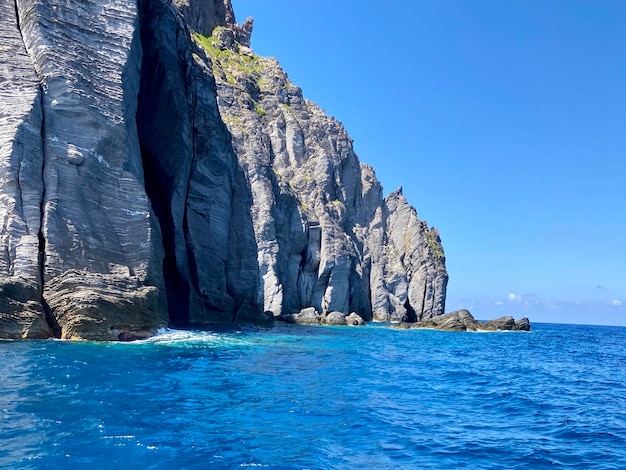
[1,322,626,469]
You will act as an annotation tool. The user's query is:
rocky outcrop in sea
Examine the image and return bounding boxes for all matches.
[391,309,531,332]
[0,0,448,340]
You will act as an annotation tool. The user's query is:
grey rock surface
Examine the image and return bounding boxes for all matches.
[365,189,447,322]
[1,0,271,339]
[346,312,365,326]
[11,0,168,340]
[173,0,232,37]
[1,0,452,340]
[174,0,252,46]
[323,311,347,326]
[196,25,448,323]
[392,309,531,332]
[0,0,50,338]
[0,278,51,339]
[511,316,531,331]
[284,307,321,325]
[480,315,530,332]
[45,269,165,341]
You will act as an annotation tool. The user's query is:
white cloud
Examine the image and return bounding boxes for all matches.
[611,300,623,306]
[508,293,518,301]
[495,301,504,306]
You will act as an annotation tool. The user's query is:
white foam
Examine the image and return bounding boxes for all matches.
[132,328,258,348]
[138,329,222,346]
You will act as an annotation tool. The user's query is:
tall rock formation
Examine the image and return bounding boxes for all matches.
[136,0,262,328]
[192,20,448,322]
[0,0,447,340]
[3,0,169,340]
[0,0,49,338]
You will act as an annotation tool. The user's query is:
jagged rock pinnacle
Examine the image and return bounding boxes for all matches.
[173,0,253,47]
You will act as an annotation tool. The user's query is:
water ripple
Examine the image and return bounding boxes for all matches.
[1,322,626,468]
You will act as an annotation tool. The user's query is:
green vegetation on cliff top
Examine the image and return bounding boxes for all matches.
[193,29,264,79]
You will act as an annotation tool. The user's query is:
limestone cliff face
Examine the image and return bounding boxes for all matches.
[0,0,447,340]
[191,22,448,322]
[0,0,49,338]
[136,0,262,328]
[2,0,168,340]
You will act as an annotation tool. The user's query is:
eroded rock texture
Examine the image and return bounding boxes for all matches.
[8,0,168,340]
[392,309,531,332]
[0,0,49,338]
[137,0,263,327]
[194,21,448,322]
[1,0,448,340]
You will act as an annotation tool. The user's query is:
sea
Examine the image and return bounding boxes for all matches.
[1,322,625,469]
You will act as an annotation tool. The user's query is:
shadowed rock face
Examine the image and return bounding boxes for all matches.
[173,0,234,38]
[136,0,263,328]
[0,0,448,340]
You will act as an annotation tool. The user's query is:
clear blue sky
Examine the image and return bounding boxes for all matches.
[232,0,626,326]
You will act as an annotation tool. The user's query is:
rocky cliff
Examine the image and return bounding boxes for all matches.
[0,0,447,340]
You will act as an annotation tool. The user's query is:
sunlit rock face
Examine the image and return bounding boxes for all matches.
[0,0,49,339]
[2,0,168,340]
[0,0,447,340]
[194,16,447,322]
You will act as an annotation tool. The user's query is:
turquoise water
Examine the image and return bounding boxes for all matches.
[1,322,625,469]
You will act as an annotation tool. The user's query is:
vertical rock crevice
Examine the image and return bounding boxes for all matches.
[13,0,21,38]
[136,0,264,327]
[15,0,50,332]
[0,0,52,338]
[35,88,60,337]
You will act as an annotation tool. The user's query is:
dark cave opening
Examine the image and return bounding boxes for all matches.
[404,298,418,323]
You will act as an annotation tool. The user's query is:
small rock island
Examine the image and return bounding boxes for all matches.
[392,309,531,332]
